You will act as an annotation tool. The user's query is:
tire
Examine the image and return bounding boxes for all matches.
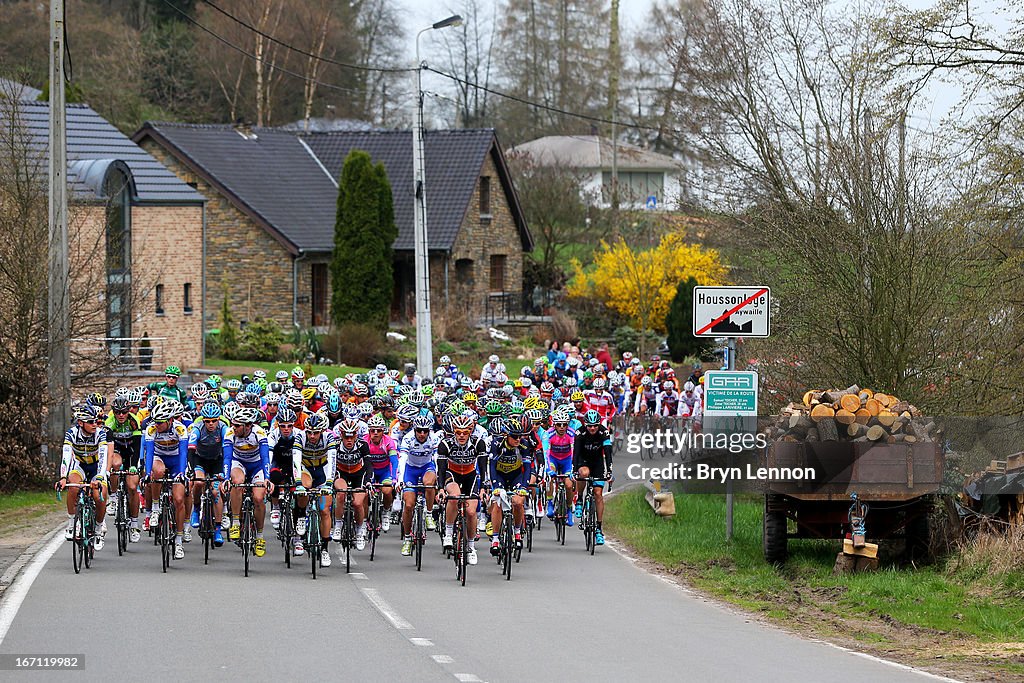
[526,517,534,553]
[458,517,468,586]
[588,500,597,556]
[414,507,424,571]
[763,495,788,565]
[161,508,172,573]
[905,505,931,563]
[72,513,84,574]
[503,521,512,581]
[309,511,319,580]
[242,508,251,578]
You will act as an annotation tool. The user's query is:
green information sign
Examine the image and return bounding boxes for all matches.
[703,371,759,416]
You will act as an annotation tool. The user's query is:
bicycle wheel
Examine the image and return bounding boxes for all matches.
[160,511,171,573]
[414,505,424,571]
[83,506,94,569]
[502,520,512,581]
[583,497,594,554]
[458,516,468,586]
[116,491,127,556]
[368,495,379,562]
[588,496,597,556]
[344,503,353,574]
[308,509,320,579]
[242,505,252,577]
[72,510,84,574]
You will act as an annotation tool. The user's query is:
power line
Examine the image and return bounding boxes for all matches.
[197,0,413,75]
[158,0,369,98]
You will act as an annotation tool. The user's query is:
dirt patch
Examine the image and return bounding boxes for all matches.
[0,503,66,595]
[609,535,1024,682]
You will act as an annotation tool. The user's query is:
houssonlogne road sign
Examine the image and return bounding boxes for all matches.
[703,370,759,416]
[692,286,771,338]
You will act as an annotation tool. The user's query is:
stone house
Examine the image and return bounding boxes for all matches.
[2,91,205,370]
[132,123,533,334]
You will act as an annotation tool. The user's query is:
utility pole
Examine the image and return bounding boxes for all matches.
[48,0,70,465]
[608,0,620,215]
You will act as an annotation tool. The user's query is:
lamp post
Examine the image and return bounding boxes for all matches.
[413,14,462,379]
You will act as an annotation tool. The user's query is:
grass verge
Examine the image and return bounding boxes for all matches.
[604,489,1024,645]
[0,490,56,513]
[204,358,368,380]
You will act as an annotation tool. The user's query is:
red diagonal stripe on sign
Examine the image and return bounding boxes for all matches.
[696,288,768,335]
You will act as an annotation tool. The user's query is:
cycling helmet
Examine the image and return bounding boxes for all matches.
[500,385,514,398]
[451,413,474,431]
[111,396,130,412]
[540,381,554,394]
[358,402,374,418]
[412,415,434,431]
[275,407,297,424]
[663,381,675,391]
[164,365,181,377]
[314,373,329,386]
[551,411,570,425]
[353,383,369,397]
[275,370,289,382]
[526,408,545,424]
[236,391,259,407]
[570,391,586,402]
[366,414,387,430]
[114,386,130,399]
[420,385,434,398]
[509,399,525,414]
[683,381,695,392]
[623,351,633,361]
[87,392,106,408]
[200,402,223,420]
[396,404,419,422]
[146,395,162,411]
[521,377,533,388]
[166,400,185,419]
[291,366,305,380]
[337,418,360,436]
[535,357,546,367]
[523,396,539,409]
[326,393,342,413]
[264,392,281,408]
[285,389,303,411]
[225,379,242,391]
[388,369,400,380]
[231,406,258,425]
[583,409,601,426]
[593,378,606,391]
[485,400,503,416]
[252,369,267,380]
[74,403,99,422]
[507,413,531,436]
[463,392,478,404]
[191,383,210,399]
[150,402,176,422]
[487,417,507,436]
[222,402,241,423]
[127,388,144,406]
[301,387,318,403]
[245,382,262,396]
[641,376,653,386]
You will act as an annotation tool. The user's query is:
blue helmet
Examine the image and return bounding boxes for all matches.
[245,382,263,396]
[583,409,601,426]
[327,393,342,413]
[200,402,223,420]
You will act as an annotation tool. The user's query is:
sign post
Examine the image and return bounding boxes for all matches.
[705,368,760,540]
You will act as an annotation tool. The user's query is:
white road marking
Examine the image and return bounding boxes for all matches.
[454,675,482,682]
[359,587,413,629]
[349,572,368,580]
[410,638,434,647]
[0,528,64,646]
[431,655,454,664]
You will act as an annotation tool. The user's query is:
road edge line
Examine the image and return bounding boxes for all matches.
[0,524,65,646]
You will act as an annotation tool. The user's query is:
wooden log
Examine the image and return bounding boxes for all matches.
[802,391,816,407]
[858,389,874,401]
[854,408,871,425]
[833,552,857,575]
[854,556,879,572]
[843,539,879,558]
[810,404,835,422]
[835,409,856,425]
[892,401,911,414]
[847,422,865,438]
[904,435,917,443]
[864,398,882,416]
[876,411,897,427]
[821,385,861,404]
[840,394,861,413]
[788,413,814,435]
[817,417,840,441]
[866,425,887,441]
[805,428,819,442]
[886,433,906,444]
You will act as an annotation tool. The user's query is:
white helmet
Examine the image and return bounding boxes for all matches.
[683,381,695,393]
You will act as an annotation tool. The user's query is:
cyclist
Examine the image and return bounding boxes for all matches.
[222,406,272,558]
[398,414,440,557]
[437,412,486,565]
[267,406,299,531]
[632,376,658,416]
[544,410,576,526]
[332,418,372,552]
[584,377,616,427]
[104,396,142,542]
[363,413,397,533]
[656,380,682,417]
[143,401,190,559]
[58,404,110,549]
[487,414,531,556]
[292,412,335,565]
[148,365,189,404]
[290,366,305,392]
[187,402,227,547]
[573,410,613,546]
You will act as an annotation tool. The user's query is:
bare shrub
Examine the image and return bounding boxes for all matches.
[550,309,578,345]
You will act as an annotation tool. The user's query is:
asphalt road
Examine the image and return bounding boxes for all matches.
[0,501,947,683]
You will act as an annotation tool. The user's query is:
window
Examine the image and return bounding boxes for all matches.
[104,168,132,353]
[155,284,165,315]
[455,258,474,286]
[312,263,328,327]
[601,171,665,205]
[183,282,192,313]
[479,176,491,215]
[489,254,506,292]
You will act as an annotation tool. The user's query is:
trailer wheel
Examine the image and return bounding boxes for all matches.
[905,506,931,563]
[763,495,788,565]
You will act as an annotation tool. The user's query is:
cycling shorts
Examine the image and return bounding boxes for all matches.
[68,461,99,482]
[369,468,395,486]
[231,458,265,483]
[443,470,480,496]
[152,454,185,477]
[189,451,222,477]
[403,461,436,486]
[335,468,367,489]
[300,464,327,489]
[548,457,573,476]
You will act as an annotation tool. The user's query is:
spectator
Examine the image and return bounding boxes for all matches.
[596,342,613,370]
[547,340,560,364]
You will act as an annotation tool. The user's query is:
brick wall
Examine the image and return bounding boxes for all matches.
[139,139,296,336]
[130,205,204,369]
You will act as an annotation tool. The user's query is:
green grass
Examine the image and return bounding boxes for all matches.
[605,489,1024,642]
[0,490,56,512]
[204,358,368,380]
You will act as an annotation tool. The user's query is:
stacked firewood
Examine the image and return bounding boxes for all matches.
[768,385,938,443]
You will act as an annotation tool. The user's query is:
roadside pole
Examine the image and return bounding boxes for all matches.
[726,337,736,540]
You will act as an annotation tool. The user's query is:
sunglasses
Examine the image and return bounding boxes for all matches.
[414,428,431,433]
[369,428,384,433]
[80,419,99,425]
[114,409,130,415]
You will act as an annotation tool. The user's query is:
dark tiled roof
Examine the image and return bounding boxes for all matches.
[7,101,204,204]
[134,122,338,253]
[306,129,501,251]
[134,123,532,254]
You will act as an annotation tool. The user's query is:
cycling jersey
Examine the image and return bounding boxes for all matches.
[544,426,576,463]
[335,437,371,474]
[223,425,269,478]
[573,426,612,481]
[104,413,141,464]
[399,430,439,469]
[681,393,702,418]
[437,437,487,476]
[488,438,529,490]
[364,434,398,479]
[657,391,681,417]
[144,421,189,475]
[389,420,412,446]
[633,388,658,413]
[188,421,228,466]
[61,425,110,479]
[267,426,299,468]
[584,389,616,423]
[292,429,336,477]
[147,381,189,406]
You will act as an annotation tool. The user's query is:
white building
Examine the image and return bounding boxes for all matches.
[507,135,696,211]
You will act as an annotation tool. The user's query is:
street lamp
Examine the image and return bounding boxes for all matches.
[413,14,462,380]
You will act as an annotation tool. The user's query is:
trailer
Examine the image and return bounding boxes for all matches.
[762,440,943,564]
